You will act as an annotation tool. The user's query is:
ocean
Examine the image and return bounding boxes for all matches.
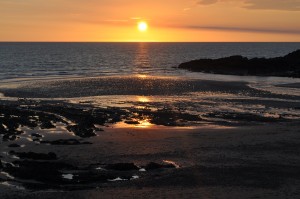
[0,42,300,122]
[1,42,300,82]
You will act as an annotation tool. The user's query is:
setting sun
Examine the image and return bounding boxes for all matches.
[138,21,148,32]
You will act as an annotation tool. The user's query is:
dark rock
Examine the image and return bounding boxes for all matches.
[40,121,55,129]
[145,162,176,170]
[3,134,19,141]
[4,162,15,169]
[4,160,76,185]
[2,159,134,190]
[94,127,104,132]
[125,120,140,125]
[67,125,97,138]
[0,104,62,142]
[105,163,139,171]
[31,133,43,138]
[179,49,300,78]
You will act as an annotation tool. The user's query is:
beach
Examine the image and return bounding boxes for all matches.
[1,117,300,198]
[0,75,300,198]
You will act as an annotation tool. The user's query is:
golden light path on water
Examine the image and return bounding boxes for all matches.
[135,119,153,128]
[137,96,150,103]
[113,118,154,129]
[136,74,148,79]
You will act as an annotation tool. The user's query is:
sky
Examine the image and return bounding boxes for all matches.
[1,0,300,42]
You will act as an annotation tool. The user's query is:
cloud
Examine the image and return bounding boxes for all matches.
[197,0,219,5]
[197,0,300,11]
[183,8,191,11]
[177,25,300,35]
[244,0,300,11]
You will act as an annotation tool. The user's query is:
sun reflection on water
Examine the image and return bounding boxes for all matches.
[137,96,150,103]
[135,119,152,128]
[113,118,153,129]
[136,74,148,79]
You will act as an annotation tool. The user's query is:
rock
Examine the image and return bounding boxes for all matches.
[125,120,140,125]
[105,163,139,171]
[4,160,76,187]
[31,133,43,138]
[145,162,176,170]
[178,49,300,78]
[3,134,19,141]
[67,125,97,138]
[32,138,41,142]
[40,121,55,129]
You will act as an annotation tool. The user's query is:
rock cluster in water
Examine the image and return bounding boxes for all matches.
[179,49,300,77]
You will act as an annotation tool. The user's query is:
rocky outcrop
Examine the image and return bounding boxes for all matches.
[179,50,300,77]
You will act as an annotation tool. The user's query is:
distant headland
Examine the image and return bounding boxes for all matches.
[179,50,300,78]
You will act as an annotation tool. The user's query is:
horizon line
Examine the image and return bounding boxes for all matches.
[1,41,300,43]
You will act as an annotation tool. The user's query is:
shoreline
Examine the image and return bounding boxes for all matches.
[1,76,300,99]
[276,82,300,89]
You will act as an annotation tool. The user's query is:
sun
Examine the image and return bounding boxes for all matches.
[138,21,148,32]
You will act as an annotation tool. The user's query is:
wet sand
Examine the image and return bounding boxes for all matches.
[1,76,299,100]
[1,123,300,198]
[277,83,300,89]
[0,77,300,198]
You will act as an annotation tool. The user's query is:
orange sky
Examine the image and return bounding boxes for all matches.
[1,0,300,42]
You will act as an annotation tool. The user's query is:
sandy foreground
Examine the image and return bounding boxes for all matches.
[0,77,300,198]
[1,123,300,199]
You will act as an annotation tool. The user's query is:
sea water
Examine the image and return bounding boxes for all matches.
[1,42,300,82]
